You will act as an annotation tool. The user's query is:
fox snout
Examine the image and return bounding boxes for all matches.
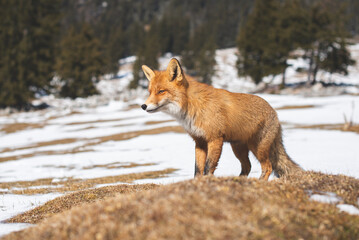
[141,102,162,113]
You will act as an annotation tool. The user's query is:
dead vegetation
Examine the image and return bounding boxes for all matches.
[1,168,176,195]
[94,126,185,143]
[0,123,44,134]
[65,116,141,126]
[292,123,359,134]
[3,171,359,240]
[145,120,175,125]
[0,148,91,163]
[0,138,80,155]
[275,104,316,110]
[82,162,156,170]
[0,126,184,163]
[8,184,158,224]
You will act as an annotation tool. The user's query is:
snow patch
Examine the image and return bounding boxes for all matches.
[310,192,342,204]
[337,204,359,215]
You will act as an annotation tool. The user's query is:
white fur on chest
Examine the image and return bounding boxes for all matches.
[162,103,205,138]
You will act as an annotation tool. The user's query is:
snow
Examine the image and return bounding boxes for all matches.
[0,193,61,236]
[337,204,359,215]
[309,191,359,216]
[310,192,342,204]
[1,46,359,237]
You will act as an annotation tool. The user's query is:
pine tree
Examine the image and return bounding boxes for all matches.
[130,22,160,89]
[0,0,61,108]
[56,24,103,99]
[102,26,125,74]
[182,25,217,85]
[236,0,283,84]
[320,39,355,81]
[274,0,310,87]
[302,2,354,84]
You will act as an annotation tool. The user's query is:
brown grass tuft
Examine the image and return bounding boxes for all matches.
[282,171,359,207]
[3,172,359,240]
[0,138,81,156]
[293,123,359,134]
[145,120,175,125]
[65,116,141,126]
[0,123,44,134]
[275,105,316,110]
[8,184,158,224]
[1,168,176,195]
[0,126,184,163]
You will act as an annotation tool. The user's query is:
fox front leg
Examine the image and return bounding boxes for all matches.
[203,138,224,175]
[194,139,207,177]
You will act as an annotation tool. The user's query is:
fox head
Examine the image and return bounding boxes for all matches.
[141,58,189,116]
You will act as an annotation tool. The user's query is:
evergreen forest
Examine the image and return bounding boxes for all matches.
[0,0,358,108]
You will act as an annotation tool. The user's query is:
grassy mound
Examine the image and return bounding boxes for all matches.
[8,184,158,224]
[3,172,359,240]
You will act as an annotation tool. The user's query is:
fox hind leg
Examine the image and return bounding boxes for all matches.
[251,141,273,181]
[230,142,251,176]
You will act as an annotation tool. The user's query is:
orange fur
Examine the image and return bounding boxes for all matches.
[141,59,302,180]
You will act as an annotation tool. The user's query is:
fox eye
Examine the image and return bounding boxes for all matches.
[157,90,166,94]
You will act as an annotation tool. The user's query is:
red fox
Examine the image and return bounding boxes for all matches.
[141,58,301,180]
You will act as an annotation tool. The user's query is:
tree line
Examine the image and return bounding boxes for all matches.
[0,0,357,109]
[237,0,355,88]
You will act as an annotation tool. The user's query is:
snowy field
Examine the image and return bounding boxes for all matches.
[1,46,359,236]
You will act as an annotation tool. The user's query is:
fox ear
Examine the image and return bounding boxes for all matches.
[167,58,183,82]
[142,65,155,81]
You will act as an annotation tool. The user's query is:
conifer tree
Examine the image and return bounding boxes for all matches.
[301,2,355,84]
[236,0,282,84]
[130,22,160,89]
[182,26,217,85]
[103,26,125,74]
[320,40,355,81]
[56,24,103,99]
[0,0,60,108]
[275,0,310,87]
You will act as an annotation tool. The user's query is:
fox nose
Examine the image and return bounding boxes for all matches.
[141,104,147,110]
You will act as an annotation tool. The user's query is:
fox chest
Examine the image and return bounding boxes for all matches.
[177,116,205,138]
[163,103,205,138]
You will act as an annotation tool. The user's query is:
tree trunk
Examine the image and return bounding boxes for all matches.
[312,61,319,85]
[307,50,314,85]
[280,67,286,89]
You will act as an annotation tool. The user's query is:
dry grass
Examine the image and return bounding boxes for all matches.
[293,123,359,134]
[1,168,176,195]
[0,123,44,134]
[8,184,158,224]
[82,162,156,170]
[0,138,80,155]
[125,104,141,111]
[145,120,175,125]
[3,171,359,240]
[65,116,141,126]
[275,104,316,110]
[282,171,359,207]
[95,126,185,143]
[0,148,91,163]
[0,126,184,163]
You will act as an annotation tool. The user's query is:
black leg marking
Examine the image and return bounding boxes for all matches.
[194,163,201,177]
[204,159,210,175]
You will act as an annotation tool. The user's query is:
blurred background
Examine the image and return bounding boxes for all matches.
[0,0,359,109]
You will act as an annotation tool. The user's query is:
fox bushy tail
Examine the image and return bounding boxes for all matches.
[270,127,303,177]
